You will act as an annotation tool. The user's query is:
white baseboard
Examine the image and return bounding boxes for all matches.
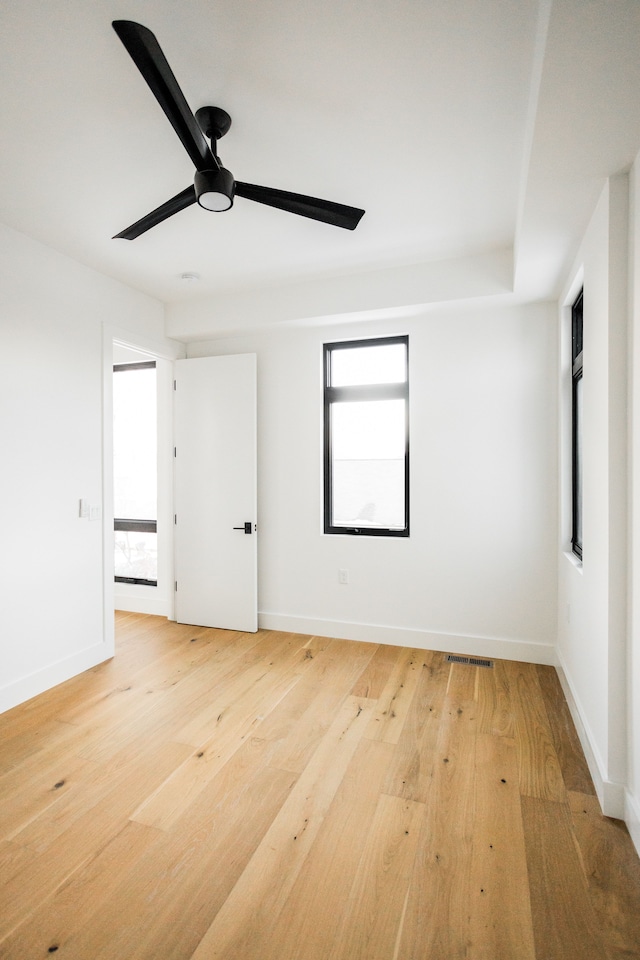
[555,652,626,819]
[114,597,172,617]
[114,588,172,618]
[0,642,112,716]
[625,788,640,858]
[258,612,556,665]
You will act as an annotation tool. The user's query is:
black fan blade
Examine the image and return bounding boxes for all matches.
[112,20,217,173]
[114,185,196,240]
[234,182,365,230]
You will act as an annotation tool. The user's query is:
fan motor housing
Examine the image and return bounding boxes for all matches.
[195,167,235,211]
[195,106,232,141]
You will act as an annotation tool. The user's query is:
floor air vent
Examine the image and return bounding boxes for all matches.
[446,654,494,668]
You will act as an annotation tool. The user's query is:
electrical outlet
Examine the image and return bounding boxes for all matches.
[338,569,349,585]
[79,498,89,519]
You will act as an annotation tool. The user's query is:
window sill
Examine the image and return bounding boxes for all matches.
[563,549,583,572]
[323,531,409,540]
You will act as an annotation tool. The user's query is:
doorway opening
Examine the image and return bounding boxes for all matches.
[111,341,174,620]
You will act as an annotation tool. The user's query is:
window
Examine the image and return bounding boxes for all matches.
[323,336,409,536]
[113,361,158,584]
[571,290,583,560]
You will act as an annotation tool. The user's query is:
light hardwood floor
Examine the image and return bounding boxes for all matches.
[1,612,639,959]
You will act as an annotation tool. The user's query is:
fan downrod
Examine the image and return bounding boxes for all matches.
[195,106,232,142]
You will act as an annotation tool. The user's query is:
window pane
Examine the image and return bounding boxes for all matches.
[331,399,406,528]
[113,366,157,521]
[113,364,157,582]
[573,375,583,553]
[331,342,407,386]
[572,290,583,362]
[114,530,157,581]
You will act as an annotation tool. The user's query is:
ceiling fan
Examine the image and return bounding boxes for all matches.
[111,20,365,240]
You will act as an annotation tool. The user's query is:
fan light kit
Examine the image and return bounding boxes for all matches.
[111,21,365,239]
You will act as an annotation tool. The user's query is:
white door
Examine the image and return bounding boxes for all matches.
[174,354,257,631]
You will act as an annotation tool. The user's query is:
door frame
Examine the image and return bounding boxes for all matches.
[173,353,258,631]
[102,325,185,650]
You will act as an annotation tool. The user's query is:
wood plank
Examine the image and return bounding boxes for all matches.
[568,790,640,959]
[506,661,566,802]
[189,695,376,960]
[446,659,476,702]
[537,665,596,795]
[60,763,296,960]
[254,638,345,742]
[350,642,400,698]
[168,631,311,746]
[77,630,293,756]
[415,650,452,722]
[0,840,34,886]
[468,733,536,960]
[327,794,426,960]
[60,621,242,723]
[56,620,214,723]
[259,738,395,960]
[380,714,440,804]
[0,717,72,773]
[265,639,379,774]
[10,739,191,850]
[521,795,611,960]
[476,659,515,738]
[390,650,447,740]
[380,651,450,802]
[0,753,98,840]
[364,647,424,744]
[0,629,257,783]
[0,808,125,942]
[396,693,477,960]
[130,667,301,829]
[0,821,159,959]
[72,631,301,766]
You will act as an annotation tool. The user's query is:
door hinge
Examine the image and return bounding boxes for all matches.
[173,379,176,391]
[173,446,177,458]
[174,580,178,592]
[174,514,177,525]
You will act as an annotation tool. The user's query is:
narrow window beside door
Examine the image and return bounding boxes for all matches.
[323,336,409,536]
[113,361,158,585]
[571,290,583,560]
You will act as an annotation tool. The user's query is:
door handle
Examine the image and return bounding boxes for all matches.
[232,522,253,534]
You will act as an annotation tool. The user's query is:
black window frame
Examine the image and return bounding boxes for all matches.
[323,335,410,537]
[571,290,583,561]
[113,360,158,586]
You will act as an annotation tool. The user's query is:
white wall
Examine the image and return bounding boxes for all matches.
[556,176,630,819]
[0,222,174,713]
[188,299,558,663]
[628,156,640,851]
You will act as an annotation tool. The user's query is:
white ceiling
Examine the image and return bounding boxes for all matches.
[1,0,640,330]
